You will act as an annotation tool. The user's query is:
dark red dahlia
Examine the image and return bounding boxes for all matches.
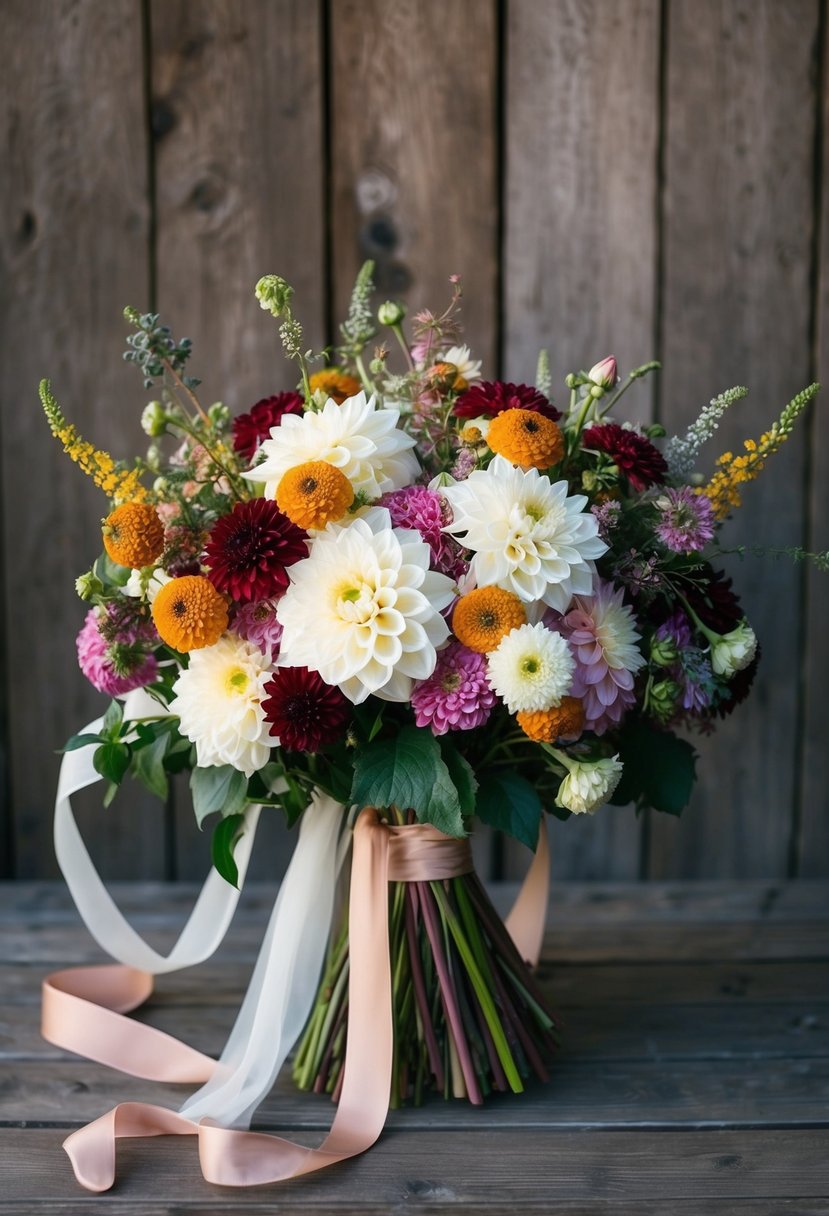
[685,567,744,633]
[582,423,667,492]
[204,499,307,603]
[232,392,304,462]
[262,667,350,752]
[454,381,561,422]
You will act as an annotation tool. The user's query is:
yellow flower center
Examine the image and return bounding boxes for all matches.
[226,667,249,694]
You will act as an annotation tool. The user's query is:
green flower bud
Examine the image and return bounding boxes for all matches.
[649,678,680,722]
[255,274,293,317]
[646,422,667,439]
[565,373,579,390]
[141,400,167,437]
[650,636,678,667]
[145,443,162,472]
[75,571,104,601]
[208,401,230,429]
[153,476,169,496]
[589,383,605,399]
[377,299,406,326]
[581,469,599,492]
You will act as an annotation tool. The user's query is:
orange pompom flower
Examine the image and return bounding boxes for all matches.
[487,408,565,470]
[452,586,527,654]
[102,502,164,569]
[276,460,354,530]
[152,575,229,653]
[309,368,362,404]
[517,697,585,744]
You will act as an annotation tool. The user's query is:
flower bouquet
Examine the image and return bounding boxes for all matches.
[42,263,824,1188]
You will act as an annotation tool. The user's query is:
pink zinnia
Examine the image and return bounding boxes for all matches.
[411,643,496,736]
[231,599,284,658]
[552,580,646,735]
[655,486,716,552]
[76,608,158,697]
[380,486,467,580]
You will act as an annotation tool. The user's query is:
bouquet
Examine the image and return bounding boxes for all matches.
[43,263,823,1121]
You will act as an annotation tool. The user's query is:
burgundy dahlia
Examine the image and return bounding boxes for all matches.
[685,566,744,633]
[583,423,667,492]
[232,392,305,462]
[454,380,561,422]
[262,667,350,752]
[714,648,761,718]
[204,499,307,603]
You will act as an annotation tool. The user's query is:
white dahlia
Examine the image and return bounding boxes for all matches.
[555,754,624,816]
[244,391,419,500]
[487,622,575,713]
[276,507,455,704]
[170,634,273,777]
[442,455,607,611]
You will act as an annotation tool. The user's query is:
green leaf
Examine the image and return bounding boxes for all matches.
[211,813,245,888]
[95,551,131,588]
[102,780,119,808]
[475,770,542,850]
[439,740,478,817]
[62,733,105,752]
[350,726,465,837]
[190,764,249,828]
[102,699,124,738]
[610,719,697,816]
[131,732,169,801]
[93,740,130,786]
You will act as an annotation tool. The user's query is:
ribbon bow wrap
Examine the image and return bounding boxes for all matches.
[41,689,551,1192]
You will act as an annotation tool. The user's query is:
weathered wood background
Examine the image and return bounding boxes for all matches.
[1,0,827,882]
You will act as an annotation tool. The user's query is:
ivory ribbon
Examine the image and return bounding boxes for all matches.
[42,709,551,1192]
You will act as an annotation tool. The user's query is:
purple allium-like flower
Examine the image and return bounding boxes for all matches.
[591,499,622,542]
[654,486,716,553]
[451,446,477,481]
[380,486,467,580]
[230,599,284,658]
[411,642,496,736]
[553,579,646,735]
[654,610,715,715]
[76,608,158,697]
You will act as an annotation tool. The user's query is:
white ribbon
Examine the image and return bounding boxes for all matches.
[53,688,346,1129]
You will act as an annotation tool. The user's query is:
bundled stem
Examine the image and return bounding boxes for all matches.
[293,857,558,1107]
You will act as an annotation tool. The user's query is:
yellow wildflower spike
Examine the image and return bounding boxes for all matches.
[39,379,148,504]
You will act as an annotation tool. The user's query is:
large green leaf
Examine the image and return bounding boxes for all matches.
[610,719,697,816]
[93,740,130,786]
[475,770,542,850]
[190,764,249,828]
[351,726,465,837]
[131,732,170,802]
[439,740,478,817]
[211,813,245,888]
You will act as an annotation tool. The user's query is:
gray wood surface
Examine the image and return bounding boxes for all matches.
[649,0,819,879]
[2,880,828,1209]
[2,1,828,882]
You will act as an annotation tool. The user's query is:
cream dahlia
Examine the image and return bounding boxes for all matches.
[169,634,273,776]
[486,622,574,713]
[442,455,607,610]
[244,391,419,501]
[275,507,455,704]
[555,579,646,735]
[555,754,624,815]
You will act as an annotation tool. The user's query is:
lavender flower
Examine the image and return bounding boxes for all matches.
[654,486,716,552]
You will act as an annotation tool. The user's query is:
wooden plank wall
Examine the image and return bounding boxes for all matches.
[1,0,827,882]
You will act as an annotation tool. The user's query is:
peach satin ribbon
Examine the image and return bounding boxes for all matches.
[42,812,550,1192]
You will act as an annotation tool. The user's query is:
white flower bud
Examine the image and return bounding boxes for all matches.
[709,619,757,677]
[556,755,623,815]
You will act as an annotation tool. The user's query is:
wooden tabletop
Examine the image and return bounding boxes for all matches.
[2,879,828,1213]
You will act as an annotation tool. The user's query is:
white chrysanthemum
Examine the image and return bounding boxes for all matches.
[244,391,420,500]
[170,634,273,777]
[442,455,608,611]
[556,755,623,815]
[443,344,482,383]
[276,507,455,704]
[487,622,575,713]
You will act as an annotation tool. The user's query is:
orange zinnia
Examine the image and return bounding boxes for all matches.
[487,408,565,470]
[102,502,164,569]
[452,586,527,654]
[276,461,354,530]
[152,576,228,652]
[517,697,585,743]
[309,368,362,405]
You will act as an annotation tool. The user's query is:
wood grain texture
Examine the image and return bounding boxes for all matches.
[649,0,819,878]
[0,0,164,879]
[329,0,499,369]
[148,0,326,879]
[798,7,829,876]
[502,0,660,881]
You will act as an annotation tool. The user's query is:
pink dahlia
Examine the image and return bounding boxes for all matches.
[655,486,716,553]
[583,423,667,492]
[454,381,561,422]
[76,608,158,697]
[380,486,467,580]
[553,579,646,735]
[230,599,284,658]
[232,393,305,462]
[411,642,496,736]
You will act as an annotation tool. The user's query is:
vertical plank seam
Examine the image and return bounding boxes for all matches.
[0,368,13,877]
[140,0,174,880]
[321,0,335,354]
[789,0,827,879]
[494,0,506,380]
[641,0,670,881]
